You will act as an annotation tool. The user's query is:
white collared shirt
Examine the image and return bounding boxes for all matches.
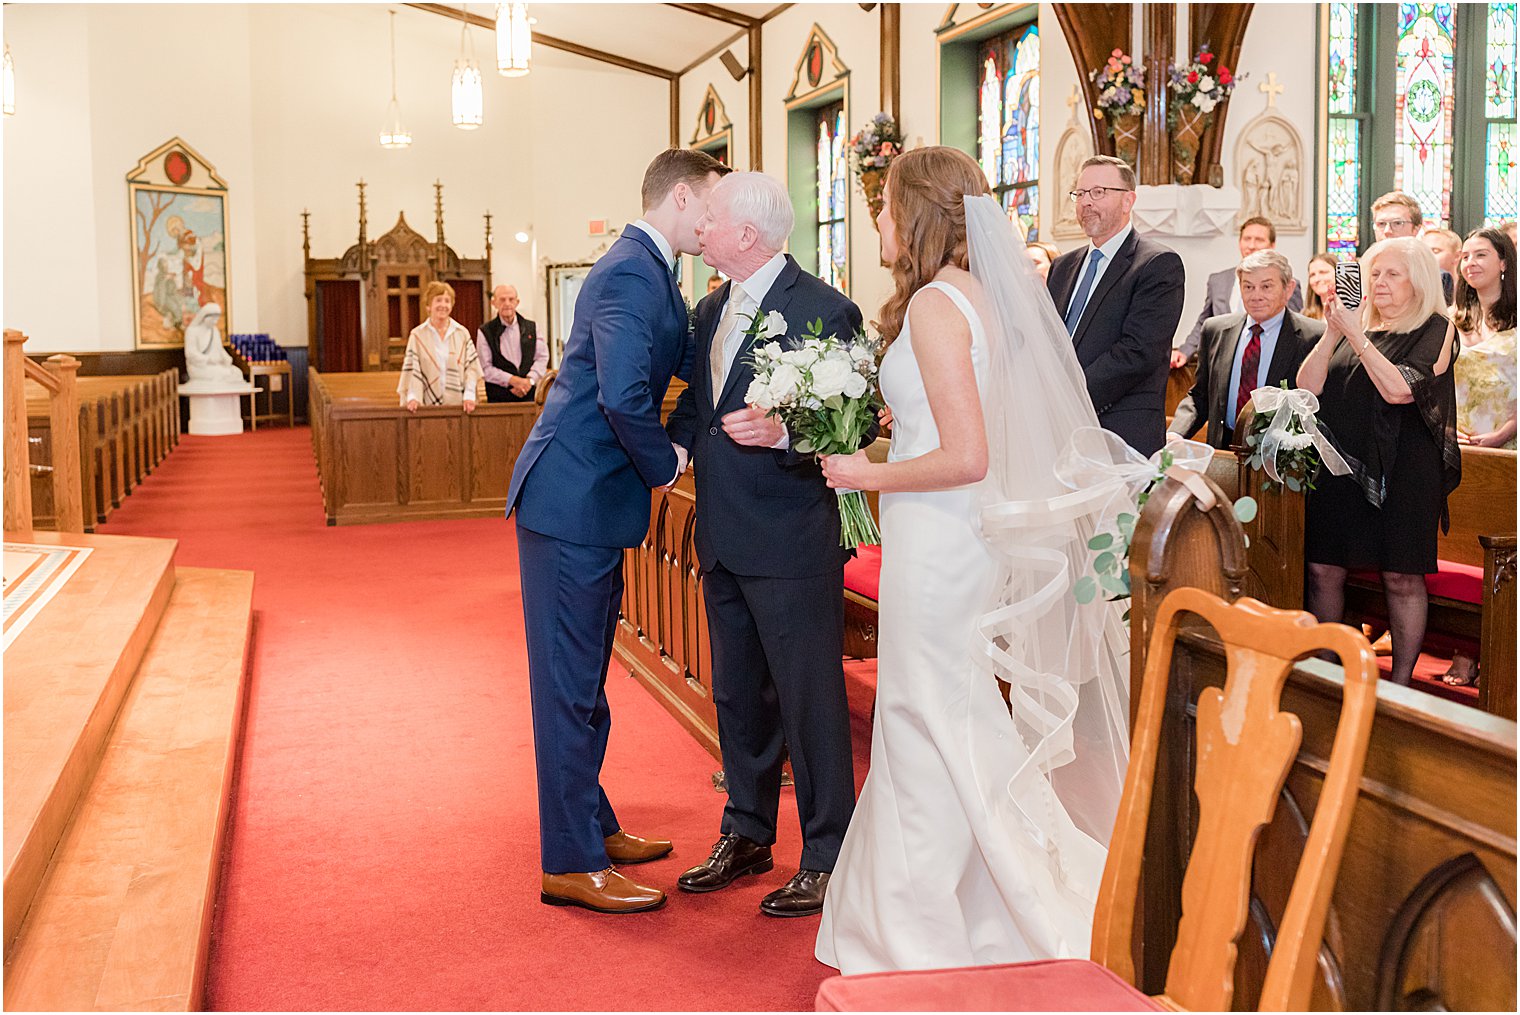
[1069,223,1133,316]
[714,252,788,391]
[629,219,676,272]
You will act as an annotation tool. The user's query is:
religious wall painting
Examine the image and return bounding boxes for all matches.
[127,138,229,349]
[1235,112,1306,234]
[545,262,593,368]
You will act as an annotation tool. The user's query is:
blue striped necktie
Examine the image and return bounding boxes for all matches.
[1063,249,1105,336]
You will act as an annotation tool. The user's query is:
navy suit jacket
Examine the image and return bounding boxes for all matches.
[508,227,691,548]
[667,256,865,578]
[1047,230,1186,457]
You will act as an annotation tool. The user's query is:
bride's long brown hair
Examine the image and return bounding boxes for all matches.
[875,146,992,347]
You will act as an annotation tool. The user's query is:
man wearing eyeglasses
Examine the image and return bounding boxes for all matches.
[1373,191,1454,301]
[1046,155,1185,457]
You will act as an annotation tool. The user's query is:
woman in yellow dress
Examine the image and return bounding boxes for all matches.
[1442,227,1515,687]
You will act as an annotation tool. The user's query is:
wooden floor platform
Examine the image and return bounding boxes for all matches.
[3,531,177,951]
[2,532,253,1011]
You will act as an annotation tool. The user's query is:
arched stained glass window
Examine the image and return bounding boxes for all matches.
[1321,3,1518,249]
[816,101,847,294]
[977,23,1040,239]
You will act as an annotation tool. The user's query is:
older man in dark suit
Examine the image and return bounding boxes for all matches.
[1046,155,1186,457]
[667,171,865,919]
[1173,216,1304,366]
[1170,249,1323,449]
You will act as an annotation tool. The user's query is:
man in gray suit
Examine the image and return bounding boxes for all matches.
[1172,216,1302,367]
[1170,249,1322,449]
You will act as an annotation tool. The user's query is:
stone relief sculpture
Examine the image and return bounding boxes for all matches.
[1053,88,1094,239]
[1235,113,1306,233]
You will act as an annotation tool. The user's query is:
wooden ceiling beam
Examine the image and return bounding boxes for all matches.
[665,4,760,29]
[405,3,678,80]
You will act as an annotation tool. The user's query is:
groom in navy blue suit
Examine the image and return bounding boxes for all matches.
[508,149,729,914]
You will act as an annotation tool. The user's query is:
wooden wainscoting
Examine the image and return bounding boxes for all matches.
[614,474,721,761]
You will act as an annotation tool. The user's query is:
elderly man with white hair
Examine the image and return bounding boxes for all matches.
[666,171,867,919]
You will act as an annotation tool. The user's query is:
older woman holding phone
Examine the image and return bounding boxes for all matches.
[397,280,483,412]
[1297,237,1461,686]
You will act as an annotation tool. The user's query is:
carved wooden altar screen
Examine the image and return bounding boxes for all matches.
[303,182,492,373]
[1050,2,1253,187]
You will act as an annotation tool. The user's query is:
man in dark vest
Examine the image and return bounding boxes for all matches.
[476,283,547,402]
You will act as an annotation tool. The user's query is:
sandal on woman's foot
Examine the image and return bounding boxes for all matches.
[1440,654,1479,687]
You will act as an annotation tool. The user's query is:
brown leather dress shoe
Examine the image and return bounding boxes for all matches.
[541,868,666,913]
[604,830,673,865]
[760,869,830,917]
[677,833,773,893]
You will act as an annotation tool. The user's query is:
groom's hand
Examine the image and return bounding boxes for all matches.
[660,443,689,490]
[723,406,786,448]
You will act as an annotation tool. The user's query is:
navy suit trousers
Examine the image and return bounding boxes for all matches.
[516,524,624,873]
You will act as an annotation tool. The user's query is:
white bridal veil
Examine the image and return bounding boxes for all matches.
[960,195,1140,947]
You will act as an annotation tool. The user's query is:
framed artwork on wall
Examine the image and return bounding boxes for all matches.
[127,137,230,349]
[544,262,593,367]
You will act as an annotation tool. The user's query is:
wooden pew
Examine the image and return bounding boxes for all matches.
[307,370,538,525]
[25,371,180,531]
[1236,435,1517,718]
[1128,472,1517,1011]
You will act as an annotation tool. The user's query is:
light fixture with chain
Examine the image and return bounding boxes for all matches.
[495,3,531,78]
[379,10,412,149]
[452,4,483,129]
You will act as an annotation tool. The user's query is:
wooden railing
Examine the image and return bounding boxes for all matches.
[4,330,83,534]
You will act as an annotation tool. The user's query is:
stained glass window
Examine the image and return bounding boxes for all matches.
[1325,1,1366,258]
[976,23,1040,240]
[816,101,847,294]
[1394,4,1457,228]
[1486,2,1518,223]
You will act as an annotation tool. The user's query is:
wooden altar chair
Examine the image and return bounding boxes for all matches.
[814,588,1380,1012]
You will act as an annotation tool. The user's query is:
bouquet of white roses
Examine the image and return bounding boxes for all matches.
[744,313,883,547]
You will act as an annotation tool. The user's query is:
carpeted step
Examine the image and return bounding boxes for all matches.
[3,531,177,955]
[3,566,253,1012]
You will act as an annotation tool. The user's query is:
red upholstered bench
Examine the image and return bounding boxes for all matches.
[843,544,881,659]
[1349,560,1483,606]
[815,959,1164,1012]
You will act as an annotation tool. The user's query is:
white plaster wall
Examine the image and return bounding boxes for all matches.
[680,38,750,170]
[2,2,668,353]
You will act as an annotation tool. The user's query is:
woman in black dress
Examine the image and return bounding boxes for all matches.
[1298,237,1461,685]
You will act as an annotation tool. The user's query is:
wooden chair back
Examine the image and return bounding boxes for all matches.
[1092,587,1380,1011]
[534,369,558,408]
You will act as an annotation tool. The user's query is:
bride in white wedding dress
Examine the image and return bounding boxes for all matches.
[815,147,1134,974]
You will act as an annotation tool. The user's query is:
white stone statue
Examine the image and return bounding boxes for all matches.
[1234,113,1306,233]
[183,304,243,384]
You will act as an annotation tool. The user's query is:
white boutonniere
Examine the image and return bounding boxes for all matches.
[749,309,788,341]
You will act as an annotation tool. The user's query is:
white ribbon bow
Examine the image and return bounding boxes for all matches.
[1248,386,1351,483]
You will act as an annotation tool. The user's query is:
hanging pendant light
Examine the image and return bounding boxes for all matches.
[452,5,484,129]
[3,44,15,117]
[495,3,531,78]
[379,10,412,149]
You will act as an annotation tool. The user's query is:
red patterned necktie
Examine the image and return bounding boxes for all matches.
[1235,322,1264,421]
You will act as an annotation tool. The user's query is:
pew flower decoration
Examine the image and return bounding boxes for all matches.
[1068,433,1255,621]
[745,314,883,547]
[1242,383,1352,493]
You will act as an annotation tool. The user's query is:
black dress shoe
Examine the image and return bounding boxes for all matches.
[760,869,830,917]
[677,833,773,893]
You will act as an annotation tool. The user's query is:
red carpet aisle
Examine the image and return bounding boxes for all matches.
[99,428,877,1012]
